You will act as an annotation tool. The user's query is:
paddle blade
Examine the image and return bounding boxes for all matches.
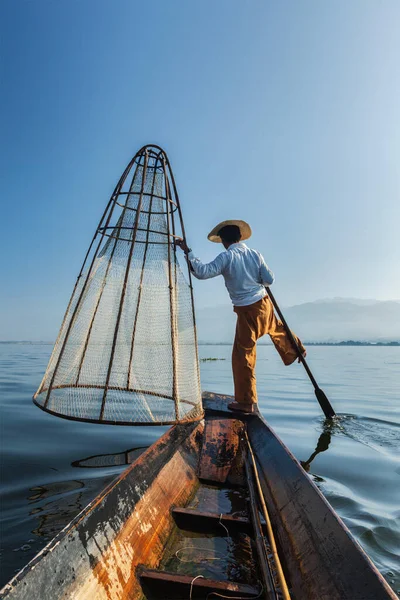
[315,387,336,419]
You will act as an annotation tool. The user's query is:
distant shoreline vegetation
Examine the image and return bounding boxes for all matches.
[198,341,400,347]
[304,341,399,346]
[0,340,399,347]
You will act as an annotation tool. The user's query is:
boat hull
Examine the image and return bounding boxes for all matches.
[1,392,396,600]
[0,421,201,600]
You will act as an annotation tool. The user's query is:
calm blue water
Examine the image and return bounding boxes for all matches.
[0,343,399,593]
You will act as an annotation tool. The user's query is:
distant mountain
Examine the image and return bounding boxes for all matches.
[196,299,400,343]
[306,297,395,306]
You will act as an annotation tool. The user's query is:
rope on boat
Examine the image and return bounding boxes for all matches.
[176,513,234,565]
[218,513,230,537]
[245,431,291,600]
[183,513,264,600]
[205,586,264,599]
[189,575,205,599]
[185,554,264,600]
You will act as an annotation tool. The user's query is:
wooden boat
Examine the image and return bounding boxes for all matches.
[1,392,396,600]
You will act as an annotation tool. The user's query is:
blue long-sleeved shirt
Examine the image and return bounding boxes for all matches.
[188,242,274,307]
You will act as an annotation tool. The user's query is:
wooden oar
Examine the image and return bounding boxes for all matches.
[266,288,336,419]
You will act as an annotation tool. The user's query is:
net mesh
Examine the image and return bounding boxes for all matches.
[34,147,203,425]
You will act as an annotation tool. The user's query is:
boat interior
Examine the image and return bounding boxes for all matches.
[139,414,265,600]
[1,393,395,600]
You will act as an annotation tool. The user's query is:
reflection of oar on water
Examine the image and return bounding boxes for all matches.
[266,288,336,419]
[301,430,332,472]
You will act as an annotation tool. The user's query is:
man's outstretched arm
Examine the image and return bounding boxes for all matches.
[259,254,275,286]
[175,239,228,280]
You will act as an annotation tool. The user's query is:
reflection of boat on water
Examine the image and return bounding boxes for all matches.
[26,451,148,541]
[28,479,85,503]
[27,450,149,539]
[1,393,395,600]
[28,480,86,539]
[71,447,148,469]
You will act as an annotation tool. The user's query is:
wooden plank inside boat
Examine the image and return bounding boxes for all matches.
[138,568,261,599]
[172,507,253,535]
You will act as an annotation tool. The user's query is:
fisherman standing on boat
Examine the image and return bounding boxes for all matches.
[176,220,306,414]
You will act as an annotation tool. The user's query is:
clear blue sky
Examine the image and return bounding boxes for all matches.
[1,0,399,340]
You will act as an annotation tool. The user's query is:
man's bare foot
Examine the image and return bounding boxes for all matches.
[228,401,256,414]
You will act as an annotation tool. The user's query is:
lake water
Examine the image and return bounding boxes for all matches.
[0,342,399,594]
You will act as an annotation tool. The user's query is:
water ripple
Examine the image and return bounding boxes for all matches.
[1,342,399,594]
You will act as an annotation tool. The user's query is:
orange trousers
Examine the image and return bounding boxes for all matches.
[232,295,306,404]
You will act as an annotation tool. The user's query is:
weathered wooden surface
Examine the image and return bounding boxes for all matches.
[202,391,260,419]
[198,418,245,484]
[204,391,396,600]
[246,410,397,600]
[0,421,202,600]
[172,507,252,534]
[202,391,237,415]
[138,567,261,598]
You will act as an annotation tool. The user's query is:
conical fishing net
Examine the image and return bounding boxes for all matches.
[34,146,203,425]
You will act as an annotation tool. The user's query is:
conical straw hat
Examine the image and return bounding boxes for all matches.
[207,219,252,243]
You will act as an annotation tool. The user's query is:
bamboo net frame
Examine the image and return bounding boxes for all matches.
[34,145,203,425]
